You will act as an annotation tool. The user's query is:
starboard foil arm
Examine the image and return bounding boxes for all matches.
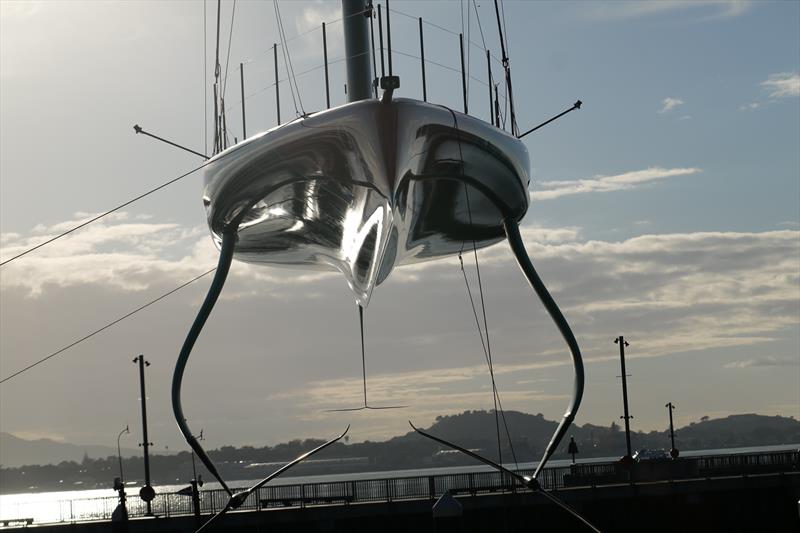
[503,217,585,480]
[409,422,601,533]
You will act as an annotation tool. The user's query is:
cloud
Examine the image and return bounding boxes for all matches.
[777,221,800,228]
[531,167,701,201]
[585,1,751,20]
[658,97,685,114]
[761,72,800,99]
[2,213,797,444]
[724,356,799,369]
[739,72,799,112]
[739,102,761,111]
[295,5,342,34]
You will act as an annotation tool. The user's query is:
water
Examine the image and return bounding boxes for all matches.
[0,444,796,524]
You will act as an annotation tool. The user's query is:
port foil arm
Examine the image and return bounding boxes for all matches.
[409,422,529,486]
[172,230,237,496]
[196,425,351,533]
[503,217,584,480]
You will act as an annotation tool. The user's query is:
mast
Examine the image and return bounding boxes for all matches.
[342,0,373,102]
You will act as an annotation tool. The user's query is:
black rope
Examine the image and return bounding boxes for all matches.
[0,268,216,384]
[1,163,209,267]
[448,107,518,469]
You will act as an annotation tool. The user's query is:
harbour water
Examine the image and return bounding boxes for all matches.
[0,444,796,524]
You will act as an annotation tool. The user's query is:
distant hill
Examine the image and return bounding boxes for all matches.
[2,412,798,493]
[668,414,800,450]
[0,432,140,468]
[382,410,800,464]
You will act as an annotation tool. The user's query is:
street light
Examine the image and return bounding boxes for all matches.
[112,424,130,523]
[666,402,679,458]
[614,336,633,462]
[117,425,130,483]
[191,429,204,485]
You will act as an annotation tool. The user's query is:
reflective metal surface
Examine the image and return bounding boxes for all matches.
[203,98,529,306]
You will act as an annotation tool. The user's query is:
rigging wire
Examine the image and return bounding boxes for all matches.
[466,0,472,102]
[448,106,519,469]
[221,0,237,99]
[204,0,208,157]
[493,0,517,135]
[472,0,489,51]
[214,0,222,153]
[0,268,217,385]
[273,0,305,116]
[0,161,213,267]
[369,1,378,98]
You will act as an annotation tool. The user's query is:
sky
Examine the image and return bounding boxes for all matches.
[0,0,798,457]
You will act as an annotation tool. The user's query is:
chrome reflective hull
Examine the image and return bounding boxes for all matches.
[203,98,529,305]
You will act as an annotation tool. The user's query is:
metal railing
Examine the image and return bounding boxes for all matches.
[23,449,800,525]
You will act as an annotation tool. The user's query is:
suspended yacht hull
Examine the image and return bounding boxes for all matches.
[203,97,530,306]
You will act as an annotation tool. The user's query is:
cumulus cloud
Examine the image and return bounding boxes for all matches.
[1,213,797,444]
[531,167,701,201]
[658,97,685,114]
[742,72,800,110]
[761,72,800,99]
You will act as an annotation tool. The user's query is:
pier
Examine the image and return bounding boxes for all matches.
[1,449,797,531]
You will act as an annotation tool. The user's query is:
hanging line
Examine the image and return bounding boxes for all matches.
[274,0,305,116]
[221,0,237,99]
[326,305,407,412]
[0,268,217,384]
[448,107,519,470]
[0,137,252,268]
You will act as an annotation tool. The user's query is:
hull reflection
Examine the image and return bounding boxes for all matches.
[203,98,529,306]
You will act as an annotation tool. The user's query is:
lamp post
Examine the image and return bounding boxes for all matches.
[191,429,204,484]
[614,336,633,462]
[133,355,155,516]
[183,426,204,524]
[116,425,129,482]
[112,425,130,523]
[666,402,679,458]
